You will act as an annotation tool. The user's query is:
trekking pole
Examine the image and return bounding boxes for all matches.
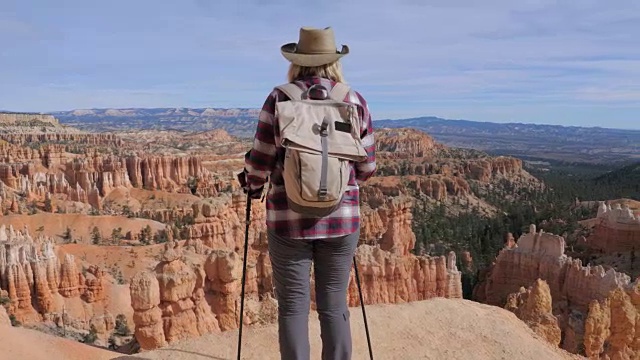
[237,194,251,360]
[353,255,373,360]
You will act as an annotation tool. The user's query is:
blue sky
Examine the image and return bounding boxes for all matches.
[1,0,640,129]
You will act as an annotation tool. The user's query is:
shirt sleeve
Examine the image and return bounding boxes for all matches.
[353,91,376,183]
[244,89,278,192]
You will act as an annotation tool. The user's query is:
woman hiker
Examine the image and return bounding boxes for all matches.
[240,26,377,360]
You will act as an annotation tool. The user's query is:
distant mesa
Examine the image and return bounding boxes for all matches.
[53,107,260,118]
[0,112,83,136]
[0,112,61,127]
[69,109,96,116]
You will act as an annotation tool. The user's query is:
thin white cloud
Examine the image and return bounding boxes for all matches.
[573,87,640,102]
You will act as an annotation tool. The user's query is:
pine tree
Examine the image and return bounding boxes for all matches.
[91,227,101,245]
[62,227,72,243]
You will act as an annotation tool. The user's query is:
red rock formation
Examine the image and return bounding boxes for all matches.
[348,247,462,306]
[82,265,106,303]
[125,155,203,192]
[204,249,243,330]
[0,164,21,189]
[474,224,630,312]
[464,157,524,183]
[474,225,640,358]
[409,176,448,200]
[0,143,66,169]
[130,271,166,350]
[583,297,610,358]
[131,241,221,350]
[361,175,471,203]
[10,196,20,213]
[155,245,203,344]
[1,133,122,147]
[505,279,562,347]
[582,286,640,359]
[376,197,416,256]
[186,193,265,251]
[586,202,640,253]
[58,254,82,298]
[373,129,528,188]
[0,225,109,325]
[64,154,132,195]
[1,148,229,212]
[375,128,440,158]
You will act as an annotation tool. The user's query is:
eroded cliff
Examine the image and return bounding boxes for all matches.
[0,224,125,341]
[476,224,640,358]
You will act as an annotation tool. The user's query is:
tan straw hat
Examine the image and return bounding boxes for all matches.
[281,27,349,67]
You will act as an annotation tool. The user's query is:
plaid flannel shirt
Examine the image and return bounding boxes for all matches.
[244,76,376,239]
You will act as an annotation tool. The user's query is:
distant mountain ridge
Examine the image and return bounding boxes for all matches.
[49,108,640,164]
[51,107,260,135]
[375,117,640,164]
[375,116,638,138]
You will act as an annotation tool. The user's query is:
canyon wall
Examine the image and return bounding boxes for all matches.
[475,225,640,358]
[474,224,630,312]
[0,151,232,214]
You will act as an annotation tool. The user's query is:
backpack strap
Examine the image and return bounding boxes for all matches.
[275,83,305,100]
[329,82,351,102]
[318,117,330,200]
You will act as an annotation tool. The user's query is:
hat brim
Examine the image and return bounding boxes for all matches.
[280,43,349,67]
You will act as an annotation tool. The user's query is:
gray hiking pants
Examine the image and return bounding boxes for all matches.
[267,228,360,360]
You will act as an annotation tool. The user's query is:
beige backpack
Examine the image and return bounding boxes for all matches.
[274,82,368,217]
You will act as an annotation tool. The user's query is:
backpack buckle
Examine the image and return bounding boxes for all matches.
[318,188,328,199]
[320,118,329,136]
[306,84,329,100]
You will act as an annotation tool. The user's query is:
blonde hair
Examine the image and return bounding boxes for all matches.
[287,61,346,83]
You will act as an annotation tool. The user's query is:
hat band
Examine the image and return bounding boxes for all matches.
[293,44,341,54]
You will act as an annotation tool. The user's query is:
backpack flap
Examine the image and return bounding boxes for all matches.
[276,101,367,162]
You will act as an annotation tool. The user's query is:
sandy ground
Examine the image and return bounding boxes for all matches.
[0,324,115,360]
[59,242,166,282]
[0,298,585,360]
[116,298,584,360]
[107,187,202,213]
[0,213,166,244]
